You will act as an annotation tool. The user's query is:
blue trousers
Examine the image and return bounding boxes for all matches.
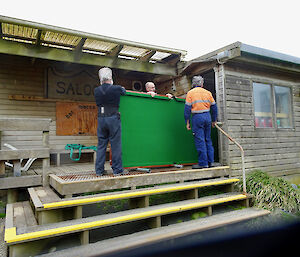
[192,112,214,167]
[95,114,123,175]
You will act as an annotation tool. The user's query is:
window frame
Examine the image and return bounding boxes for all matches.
[252,81,294,130]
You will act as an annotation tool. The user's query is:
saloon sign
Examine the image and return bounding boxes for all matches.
[47,67,99,101]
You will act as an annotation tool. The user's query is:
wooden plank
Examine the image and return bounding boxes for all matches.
[5,204,14,229]
[22,201,37,227]
[0,175,42,189]
[56,102,97,136]
[230,152,299,163]
[44,177,238,209]
[0,118,51,131]
[8,95,94,103]
[17,193,249,237]
[0,160,4,177]
[13,202,26,228]
[28,188,43,209]
[37,187,61,204]
[49,167,231,195]
[38,208,270,257]
[0,148,49,160]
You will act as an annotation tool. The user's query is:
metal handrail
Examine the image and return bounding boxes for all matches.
[215,123,246,193]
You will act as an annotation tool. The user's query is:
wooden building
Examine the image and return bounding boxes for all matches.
[0,15,187,168]
[181,42,300,178]
[0,16,299,179]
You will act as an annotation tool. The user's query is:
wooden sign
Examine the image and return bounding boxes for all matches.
[47,67,99,101]
[56,102,98,136]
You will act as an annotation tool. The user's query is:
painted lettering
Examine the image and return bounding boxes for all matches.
[83,84,91,96]
[75,83,82,95]
[66,83,75,95]
[56,81,66,94]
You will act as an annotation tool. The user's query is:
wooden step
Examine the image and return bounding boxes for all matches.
[36,208,270,257]
[29,177,239,225]
[30,177,239,210]
[49,166,231,196]
[5,201,37,231]
[5,192,250,245]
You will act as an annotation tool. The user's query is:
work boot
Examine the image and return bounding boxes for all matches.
[95,170,108,176]
[208,163,216,168]
[192,164,208,169]
[114,170,129,176]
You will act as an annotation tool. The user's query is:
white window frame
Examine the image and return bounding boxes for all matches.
[253,82,294,130]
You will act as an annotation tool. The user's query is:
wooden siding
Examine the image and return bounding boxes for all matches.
[157,75,190,97]
[223,65,300,176]
[0,54,97,151]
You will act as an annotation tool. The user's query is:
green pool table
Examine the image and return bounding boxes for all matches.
[119,91,218,168]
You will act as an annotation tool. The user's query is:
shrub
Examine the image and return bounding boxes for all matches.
[236,170,300,213]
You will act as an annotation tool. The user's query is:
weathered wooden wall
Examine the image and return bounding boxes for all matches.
[222,63,300,176]
[157,75,191,97]
[0,54,97,152]
[0,54,173,156]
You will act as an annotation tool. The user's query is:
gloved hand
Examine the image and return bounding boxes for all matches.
[166,93,173,99]
[147,91,157,97]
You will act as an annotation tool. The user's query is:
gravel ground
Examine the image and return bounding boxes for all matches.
[0,218,7,257]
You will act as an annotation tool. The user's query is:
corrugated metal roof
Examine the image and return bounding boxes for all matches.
[0,15,187,64]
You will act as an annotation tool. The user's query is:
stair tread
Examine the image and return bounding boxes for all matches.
[34,177,239,209]
[37,208,270,257]
[19,192,249,234]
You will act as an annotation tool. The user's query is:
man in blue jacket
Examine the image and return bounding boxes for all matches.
[94,67,126,176]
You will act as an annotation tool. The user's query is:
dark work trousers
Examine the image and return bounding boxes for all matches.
[95,114,123,175]
[192,112,214,167]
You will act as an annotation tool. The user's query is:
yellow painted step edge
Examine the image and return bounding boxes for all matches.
[43,178,240,209]
[5,194,246,244]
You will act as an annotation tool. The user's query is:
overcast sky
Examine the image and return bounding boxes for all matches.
[1,0,299,61]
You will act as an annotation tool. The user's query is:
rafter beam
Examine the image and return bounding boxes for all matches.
[35,29,42,46]
[0,22,2,39]
[107,44,123,57]
[161,54,181,65]
[0,39,177,76]
[139,50,156,61]
[75,37,86,52]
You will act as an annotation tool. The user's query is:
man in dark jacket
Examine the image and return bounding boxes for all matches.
[94,67,126,176]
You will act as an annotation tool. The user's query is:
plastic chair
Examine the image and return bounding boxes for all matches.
[4,143,37,172]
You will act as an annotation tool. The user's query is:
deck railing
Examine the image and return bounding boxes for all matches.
[215,123,246,193]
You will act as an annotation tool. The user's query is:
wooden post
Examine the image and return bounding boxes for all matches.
[74,206,82,219]
[129,196,149,209]
[12,160,21,177]
[42,130,50,186]
[57,153,61,167]
[148,216,161,228]
[184,189,198,200]
[224,183,234,193]
[241,198,250,208]
[0,131,4,177]
[204,206,213,216]
[0,161,5,178]
[7,189,18,203]
[80,231,89,245]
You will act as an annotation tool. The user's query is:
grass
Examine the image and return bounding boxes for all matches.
[236,170,300,214]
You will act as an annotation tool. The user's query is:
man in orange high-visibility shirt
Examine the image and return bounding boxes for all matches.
[184,76,218,169]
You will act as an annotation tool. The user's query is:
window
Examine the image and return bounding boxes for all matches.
[253,82,293,129]
[274,86,292,128]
